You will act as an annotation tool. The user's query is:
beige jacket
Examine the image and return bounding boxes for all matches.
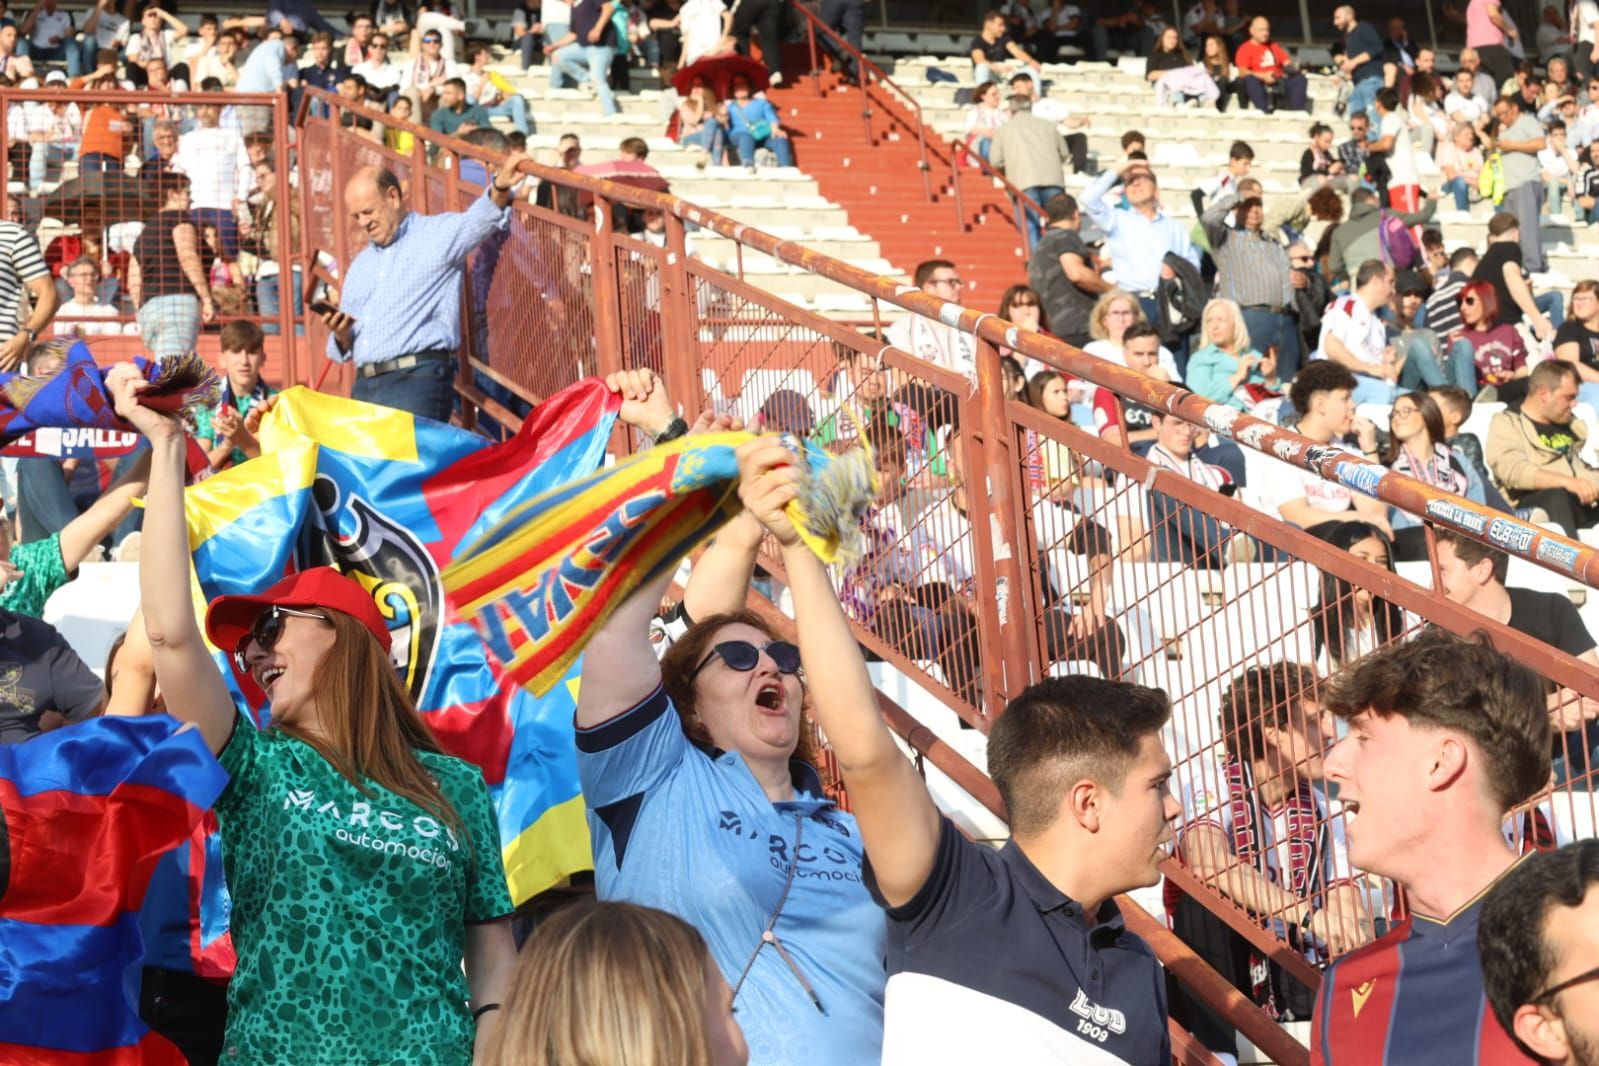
[989,112,1071,191]
[1485,406,1599,502]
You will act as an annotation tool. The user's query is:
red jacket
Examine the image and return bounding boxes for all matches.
[1234,39,1293,77]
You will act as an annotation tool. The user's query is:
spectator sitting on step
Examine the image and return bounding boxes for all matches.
[1144,25,1219,108]
[1454,278,1531,400]
[884,260,976,375]
[1091,322,1169,448]
[1169,663,1368,1059]
[725,74,792,170]
[1383,389,1475,561]
[1486,359,1599,536]
[1301,122,1350,190]
[995,283,1051,369]
[52,256,123,337]
[1432,527,1599,786]
[1082,288,1182,380]
[1316,259,1408,404]
[1199,34,1239,111]
[1201,191,1300,378]
[1429,383,1520,512]
[1185,296,1279,410]
[1572,141,1599,223]
[1259,360,1391,539]
[428,76,488,136]
[1006,73,1091,173]
[1471,210,1560,344]
[1234,15,1307,113]
[677,84,728,164]
[464,43,531,136]
[989,94,1072,249]
[1437,121,1486,211]
[968,8,1040,95]
[962,81,1007,163]
[352,32,402,107]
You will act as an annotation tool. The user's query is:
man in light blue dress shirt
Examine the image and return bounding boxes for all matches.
[316,151,528,424]
[1081,160,1200,367]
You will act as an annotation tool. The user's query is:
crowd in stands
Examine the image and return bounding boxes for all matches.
[7,3,1599,1066]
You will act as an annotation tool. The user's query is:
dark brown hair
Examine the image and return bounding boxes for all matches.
[658,609,815,765]
[1220,662,1318,765]
[1434,526,1509,584]
[1322,628,1550,810]
[987,676,1171,837]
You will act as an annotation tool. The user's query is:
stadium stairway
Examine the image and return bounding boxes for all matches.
[768,63,1030,307]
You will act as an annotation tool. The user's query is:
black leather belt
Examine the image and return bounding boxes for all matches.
[1241,305,1292,315]
[357,349,452,379]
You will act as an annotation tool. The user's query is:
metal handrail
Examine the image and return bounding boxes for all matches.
[789,1,934,202]
[785,5,1041,241]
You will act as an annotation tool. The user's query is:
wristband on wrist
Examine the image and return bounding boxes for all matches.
[653,416,689,444]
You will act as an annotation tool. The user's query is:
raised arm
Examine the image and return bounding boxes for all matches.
[681,507,762,620]
[106,364,237,753]
[104,604,157,716]
[737,438,941,908]
[57,448,150,573]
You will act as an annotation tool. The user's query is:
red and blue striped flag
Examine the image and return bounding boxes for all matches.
[0,715,228,1064]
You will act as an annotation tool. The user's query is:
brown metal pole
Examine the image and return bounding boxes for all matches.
[658,212,701,413]
[587,201,625,380]
[270,95,299,382]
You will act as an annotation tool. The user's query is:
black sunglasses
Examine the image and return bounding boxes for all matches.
[233,605,329,673]
[688,639,801,684]
[1533,963,1599,1005]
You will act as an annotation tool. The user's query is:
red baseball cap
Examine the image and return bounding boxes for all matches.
[206,567,393,705]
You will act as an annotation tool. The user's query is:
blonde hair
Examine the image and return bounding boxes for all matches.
[1088,289,1146,342]
[1200,297,1252,354]
[485,901,719,1066]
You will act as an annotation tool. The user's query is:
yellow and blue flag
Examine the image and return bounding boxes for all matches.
[182,380,620,902]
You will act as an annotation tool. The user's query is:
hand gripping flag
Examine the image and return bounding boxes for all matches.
[0,715,228,1065]
[444,431,877,696]
[0,339,217,445]
[181,380,618,903]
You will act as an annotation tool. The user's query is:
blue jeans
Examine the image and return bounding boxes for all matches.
[973,135,992,161]
[517,30,540,69]
[80,152,122,173]
[1020,184,1063,250]
[351,359,456,424]
[1239,308,1301,380]
[1441,175,1472,211]
[555,44,618,114]
[1537,289,1565,329]
[486,95,531,134]
[256,267,303,336]
[28,142,74,189]
[679,123,725,163]
[1350,372,1397,404]
[730,129,795,167]
[543,23,571,86]
[1347,75,1382,123]
[1447,338,1488,393]
[1399,329,1475,390]
[137,294,201,357]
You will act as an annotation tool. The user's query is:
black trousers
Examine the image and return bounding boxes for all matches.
[1475,44,1516,87]
[1516,486,1599,537]
[730,0,786,76]
[818,0,864,76]
[140,967,229,1066]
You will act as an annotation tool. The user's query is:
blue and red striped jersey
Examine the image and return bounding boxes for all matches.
[137,814,235,982]
[1311,864,1537,1066]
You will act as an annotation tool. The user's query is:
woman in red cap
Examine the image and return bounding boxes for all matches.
[106,364,517,1065]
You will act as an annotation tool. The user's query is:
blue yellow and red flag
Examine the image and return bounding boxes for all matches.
[0,715,227,1065]
[181,380,619,902]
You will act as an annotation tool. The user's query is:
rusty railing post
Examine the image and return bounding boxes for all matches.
[271,94,299,378]
[587,200,626,380]
[659,212,701,412]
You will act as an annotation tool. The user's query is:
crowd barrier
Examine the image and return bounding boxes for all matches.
[296,89,1599,1064]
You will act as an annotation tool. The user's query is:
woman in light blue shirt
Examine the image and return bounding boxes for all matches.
[726,75,794,169]
[1186,297,1280,409]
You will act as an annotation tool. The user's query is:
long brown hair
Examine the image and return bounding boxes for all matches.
[659,609,816,765]
[288,610,463,834]
[484,900,718,1066]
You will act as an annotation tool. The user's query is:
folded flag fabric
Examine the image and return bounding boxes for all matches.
[444,431,877,697]
[182,380,618,903]
[0,340,217,445]
[0,715,228,1065]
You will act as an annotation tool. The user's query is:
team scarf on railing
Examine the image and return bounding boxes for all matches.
[444,431,877,696]
[181,380,619,903]
[0,338,217,445]
[0,715,228,1065]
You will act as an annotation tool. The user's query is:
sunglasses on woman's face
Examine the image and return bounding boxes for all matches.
[688,639,802,684]
[1460,295,1479,306]
[233,605,329,673]
[1010,299,1039,308]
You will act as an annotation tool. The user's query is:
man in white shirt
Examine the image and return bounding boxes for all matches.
[883,259,977,376]
[1257,359,1390,538]
[352,33,402,105]
[1317,258,1402,404]
[78,0,130,77]
[172,98,251,262]
[124,5,187,87]
[1371,86,1421,209]
[1446,67,1491,127]
[1576,0,1599,81]
[53,257,125,337]
[20,0,74,70]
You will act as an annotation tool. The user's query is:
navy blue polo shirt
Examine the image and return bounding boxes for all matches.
[868,817,1170,1065]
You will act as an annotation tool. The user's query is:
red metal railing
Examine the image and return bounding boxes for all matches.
[298,90,1599,1066]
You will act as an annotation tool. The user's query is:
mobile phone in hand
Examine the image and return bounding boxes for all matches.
[310,300,338,317]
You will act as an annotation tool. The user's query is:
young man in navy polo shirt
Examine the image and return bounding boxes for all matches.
[1310,629,1550,1065]
[738,439,1180,1065]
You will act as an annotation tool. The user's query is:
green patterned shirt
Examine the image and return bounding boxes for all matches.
[1,533,68,618]
[189,382,277,468]
[216,712,513,1064]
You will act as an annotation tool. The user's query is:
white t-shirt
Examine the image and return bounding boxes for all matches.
[1541,143,1575,177]
[1380,109,1420,187]
[1576,0,1599,46]
[1316,294,1388,369]
[173,126,253,210]
[53,299,126,336]
[1256,442,1357,522]
[542,0,572,25]
[92,10,131,50]
[884,313,977,376]
[1045,4,1081,32]
[30,7,73,49]
[1082,338,1184,384]
[1444,89,1488,124]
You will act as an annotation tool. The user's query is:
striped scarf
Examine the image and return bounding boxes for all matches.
[1225,758,1328,902]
